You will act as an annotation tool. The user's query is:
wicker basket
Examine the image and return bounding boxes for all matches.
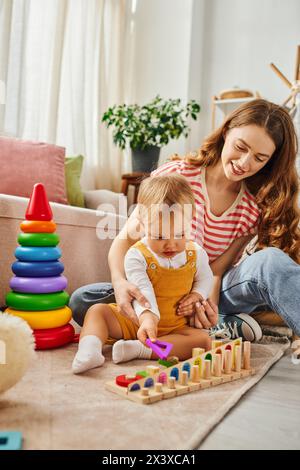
[219,88,254,100]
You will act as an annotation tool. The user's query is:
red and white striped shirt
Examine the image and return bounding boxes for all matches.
[151,160,260,262]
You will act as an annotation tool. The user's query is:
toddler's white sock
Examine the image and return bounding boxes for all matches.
[72,335,105,374]
[112,340,152,364]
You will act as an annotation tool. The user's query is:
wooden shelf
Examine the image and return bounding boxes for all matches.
[213,97,256,105]
[211,94,259,130]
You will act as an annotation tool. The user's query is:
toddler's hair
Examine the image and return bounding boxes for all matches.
[138,174,195,223]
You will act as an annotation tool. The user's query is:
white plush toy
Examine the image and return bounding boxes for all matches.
[0,313,35,394]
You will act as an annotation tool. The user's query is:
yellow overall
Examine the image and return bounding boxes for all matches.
[107,241,197,342]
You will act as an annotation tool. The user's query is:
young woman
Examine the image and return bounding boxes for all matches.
[70,99,300,340]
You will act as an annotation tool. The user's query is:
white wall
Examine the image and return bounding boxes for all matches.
[132,0,194,165]
[196,0,300,140]
[133,0,300,163]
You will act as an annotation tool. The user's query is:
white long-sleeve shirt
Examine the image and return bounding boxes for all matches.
[124,238,214,320]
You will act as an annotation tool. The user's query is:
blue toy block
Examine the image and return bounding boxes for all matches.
[0,431,22,450]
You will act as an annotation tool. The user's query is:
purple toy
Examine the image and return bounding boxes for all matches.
[145,339,173,359]
[10,275,68,294]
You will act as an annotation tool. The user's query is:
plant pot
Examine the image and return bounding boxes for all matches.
[131,146,161,173]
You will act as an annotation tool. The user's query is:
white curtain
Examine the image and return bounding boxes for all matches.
[0,0,134,191]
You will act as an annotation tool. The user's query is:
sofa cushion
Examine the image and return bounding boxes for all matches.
[65,155,85,207]
[0,137,68,204]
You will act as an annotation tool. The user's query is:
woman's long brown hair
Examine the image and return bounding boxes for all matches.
[182,99,300,263]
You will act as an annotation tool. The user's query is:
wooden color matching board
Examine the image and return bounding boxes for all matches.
[105,338,255,405]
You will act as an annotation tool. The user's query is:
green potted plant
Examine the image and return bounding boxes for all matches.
[101,95,201,173]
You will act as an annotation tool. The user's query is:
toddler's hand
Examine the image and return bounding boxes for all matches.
[137,311,158,345]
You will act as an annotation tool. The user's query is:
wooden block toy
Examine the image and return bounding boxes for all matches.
[191,364,200,383]
[146,365,160,376]
[203,360,211,379]
[211,340,224,349]
[192,347,205,357]
[0,431,22,450]
[168,376,176,389]
[136,370,148,378]
[224,349,232,374]
[235,345,242,372]
[180,370,189,386]
[105,338,255,405]
[214,352,222,377]
[243,341,251,370]
[116,374,144,387]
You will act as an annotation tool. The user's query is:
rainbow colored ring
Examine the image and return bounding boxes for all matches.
[20,220,56,233]
[11,261,64,277]
[18,233,60,247]
[6,291,69,311]
[5,306,72,330]
[10,276,68,294]
[34,324,75,349]
[15,246,62,262]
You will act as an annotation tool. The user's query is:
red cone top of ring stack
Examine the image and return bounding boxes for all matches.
[25,183,53,221]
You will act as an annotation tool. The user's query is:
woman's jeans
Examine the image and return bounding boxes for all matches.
[69,247,300,336]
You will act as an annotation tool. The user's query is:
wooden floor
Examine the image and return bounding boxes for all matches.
[199,350,300,450]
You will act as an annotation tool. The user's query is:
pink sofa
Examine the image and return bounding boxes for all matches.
[0,137,127,306]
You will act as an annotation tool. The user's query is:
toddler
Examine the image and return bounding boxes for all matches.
[72,174,214,374]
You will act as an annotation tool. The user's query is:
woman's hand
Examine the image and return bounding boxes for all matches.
[177,292,218,329]
[137,312,159,345]
[113,279,151,325]
[177,291,204,317]
[193,299,218,329]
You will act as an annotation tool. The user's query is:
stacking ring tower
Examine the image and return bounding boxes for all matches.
[5,183,75,349]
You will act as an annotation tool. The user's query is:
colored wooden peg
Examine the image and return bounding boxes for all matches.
[225,349,232,374]
[235,345,242,372]
[243,341,251,370]
[192,347,205,357]
[146,365,160,376]
[145,339,173,359]
[203,360,211,379]
[214,353,222,377]
[25,183,53,221]
[180,370,189,386]
[167,376,176,389]
[191,364,200,382]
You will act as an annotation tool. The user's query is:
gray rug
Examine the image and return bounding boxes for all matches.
[0,340,290,450]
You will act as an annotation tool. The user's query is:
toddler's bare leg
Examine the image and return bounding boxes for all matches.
[111,327,211,364]
[153,327,211,361]
[80,303,124,343]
